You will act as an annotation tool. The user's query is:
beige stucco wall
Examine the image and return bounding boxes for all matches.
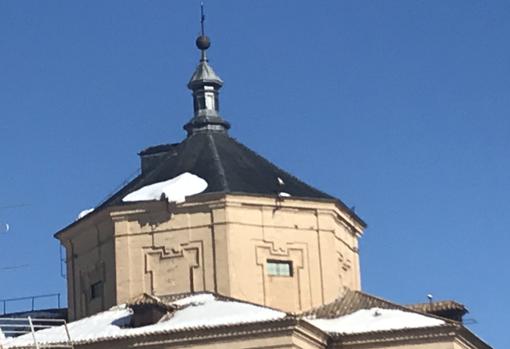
[224,195,362,311]
[60,211,116,320]
[58,193,364,320]
[110,200,219,302]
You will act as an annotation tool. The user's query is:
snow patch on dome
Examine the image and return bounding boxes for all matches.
[76,208,94,220]
[122,173,208,203]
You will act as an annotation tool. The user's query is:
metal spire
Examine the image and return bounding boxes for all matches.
[196,2,210,62]
[184,2,230,136]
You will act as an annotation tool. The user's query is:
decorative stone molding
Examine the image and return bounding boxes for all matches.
[144,241,204,295]
[255,240,308,310]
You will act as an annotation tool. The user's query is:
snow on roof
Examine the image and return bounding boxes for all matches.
[122,172,208,203]
[1,293,286,347]
[306,307,445,335]
[169,293,216,306]
[0,295,447,348]
[76,208,94,220]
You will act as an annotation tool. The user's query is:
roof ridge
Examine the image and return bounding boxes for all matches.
[157,291,293,316]
[353,290,459,324]
[207,133,230,191]
[407,299,466,308]
[301,288,457,324]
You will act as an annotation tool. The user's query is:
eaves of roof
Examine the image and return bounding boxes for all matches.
[407,300,468,315]
[54,186,365,240]
[26,317,299,347]
[329,323,492,349]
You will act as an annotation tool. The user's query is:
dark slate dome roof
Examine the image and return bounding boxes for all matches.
[69,28,365,229]
[100,131,339,207]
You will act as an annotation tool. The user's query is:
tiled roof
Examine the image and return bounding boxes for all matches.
[407,300,467,313]
[1,292,290,347]
[406,300,468,322]
[127,293,176,312]
[302,288,468,324]
[302,288,406,319]
[1,292,490,349]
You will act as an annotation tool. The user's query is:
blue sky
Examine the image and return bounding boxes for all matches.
[0,1,508,347]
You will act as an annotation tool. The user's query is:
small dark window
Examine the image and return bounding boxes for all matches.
[197,96,206,110]
[193,98,199,113]
[267,260,293,277]
[215,94,220,111]
[90,281,103,300]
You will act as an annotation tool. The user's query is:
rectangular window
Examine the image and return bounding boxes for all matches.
[90,281,103,300]
[267,260,293,277]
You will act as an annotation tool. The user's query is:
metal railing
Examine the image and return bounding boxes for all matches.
[0,316,72,348]
[0,294,61,316]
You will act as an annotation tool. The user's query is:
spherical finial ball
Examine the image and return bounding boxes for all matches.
[196,35,211,50]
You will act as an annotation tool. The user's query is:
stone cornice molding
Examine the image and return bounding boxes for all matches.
[329,324,491,349]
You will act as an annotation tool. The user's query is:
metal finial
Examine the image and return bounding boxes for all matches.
[427,294,433,304]
[196,2,210,60]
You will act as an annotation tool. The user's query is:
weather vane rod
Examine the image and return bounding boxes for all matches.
[195,1,211,62]
[200,2,206,36]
